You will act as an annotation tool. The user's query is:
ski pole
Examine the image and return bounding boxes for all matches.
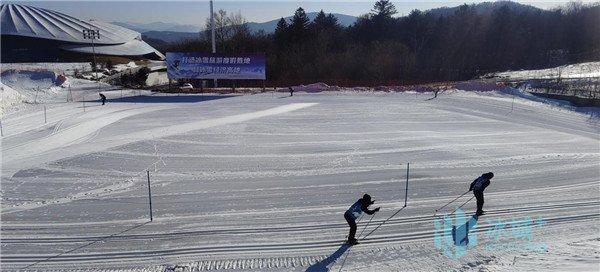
[357,214,375,239]
[338,246,351,272]
[338,214,366,272]
[362,206,407,240]
[446,195,475,217]
[434,190,470,215]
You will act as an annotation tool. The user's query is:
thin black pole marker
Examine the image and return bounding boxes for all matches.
[339,163,410,272]
[361,162,411,240]
[404,163,409,207]
[147,170,153,221]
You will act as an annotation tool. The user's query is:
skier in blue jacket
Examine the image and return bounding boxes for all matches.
[469,172,494,216]
[344,194,380,245]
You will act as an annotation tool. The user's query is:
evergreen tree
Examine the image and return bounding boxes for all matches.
[274,17,289,46]
[290,7,310,41]
[313,10,340,32]
[372,0,397,18]
[325,13,339,28]
[164,0,600,83]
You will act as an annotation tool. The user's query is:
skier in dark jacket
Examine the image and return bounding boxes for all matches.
[344,194,380,245]
[99,93,107,105]
[288,86,294,97]
[469,172,494,216]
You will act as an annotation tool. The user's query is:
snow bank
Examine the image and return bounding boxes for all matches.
[146,71,169,86]
[0,82,23,117]
[291,82,340,92]
[0,69,63,105]
[113,61,138,72]
[452,79,507,92]
[0,68,74,113]
[289,81,507,94]
[1,62,91,76]
[491,61,600,80]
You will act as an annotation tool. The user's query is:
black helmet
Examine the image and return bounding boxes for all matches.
[362,194,372,204]
[483,172,494,179]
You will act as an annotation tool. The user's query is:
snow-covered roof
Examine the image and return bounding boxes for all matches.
[1,3,164,59]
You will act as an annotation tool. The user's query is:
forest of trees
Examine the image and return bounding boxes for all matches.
[162,0,600,85]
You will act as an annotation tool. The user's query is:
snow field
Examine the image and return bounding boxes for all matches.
[1,90,598,271]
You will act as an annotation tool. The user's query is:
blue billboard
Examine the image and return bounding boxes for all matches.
[166,52,266,80]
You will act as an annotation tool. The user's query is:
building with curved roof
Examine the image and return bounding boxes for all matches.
[1,4,165,62]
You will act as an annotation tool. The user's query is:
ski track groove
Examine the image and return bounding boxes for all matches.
[1,203,597,264]
[2,200,598,243]
[2,212,597,266]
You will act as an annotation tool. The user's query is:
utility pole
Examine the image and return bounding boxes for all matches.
[82,26,99,81]
[210,0,217,88]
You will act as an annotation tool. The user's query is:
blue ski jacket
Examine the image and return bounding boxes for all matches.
[345,199,377,220]
[470,176,491,192]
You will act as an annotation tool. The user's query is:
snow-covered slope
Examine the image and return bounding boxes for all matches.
[0,82,23,116]
[0,63,147,118]
[0,91,598,271]
[491,61,600,80]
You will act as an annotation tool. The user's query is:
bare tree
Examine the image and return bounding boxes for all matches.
[205,9,249,51]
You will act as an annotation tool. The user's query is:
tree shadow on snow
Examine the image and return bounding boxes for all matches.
[306,244,350,272]
[105,94,237,104]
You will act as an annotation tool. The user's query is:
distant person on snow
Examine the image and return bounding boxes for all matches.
[344,194,380,245]
[99,93,107,105]
[469,172,494,216]
[288,86,294,97]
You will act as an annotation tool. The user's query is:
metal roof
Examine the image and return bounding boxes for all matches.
[1,4,164,59]
[1,4,139,44]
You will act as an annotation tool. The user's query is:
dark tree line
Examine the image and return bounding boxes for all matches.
[163,0,600,85]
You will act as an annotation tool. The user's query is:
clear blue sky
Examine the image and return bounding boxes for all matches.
[9,1,594,26]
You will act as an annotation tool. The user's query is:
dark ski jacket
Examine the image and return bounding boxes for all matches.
[345,199,377,220]
[469,176,490,193]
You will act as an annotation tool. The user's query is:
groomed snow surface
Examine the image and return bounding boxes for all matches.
[1,89,599,271]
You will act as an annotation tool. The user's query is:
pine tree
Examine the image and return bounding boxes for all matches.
[325,13,339,28]
[372,0,397,18]
[313,10,328,27]
[313,10,340,32]
[290,7,310,41]
[274,17,289,45]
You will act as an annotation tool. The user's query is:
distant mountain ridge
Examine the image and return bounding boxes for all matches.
[114,12,357,35]
[112,21,201,33]
[134,1,546,45]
